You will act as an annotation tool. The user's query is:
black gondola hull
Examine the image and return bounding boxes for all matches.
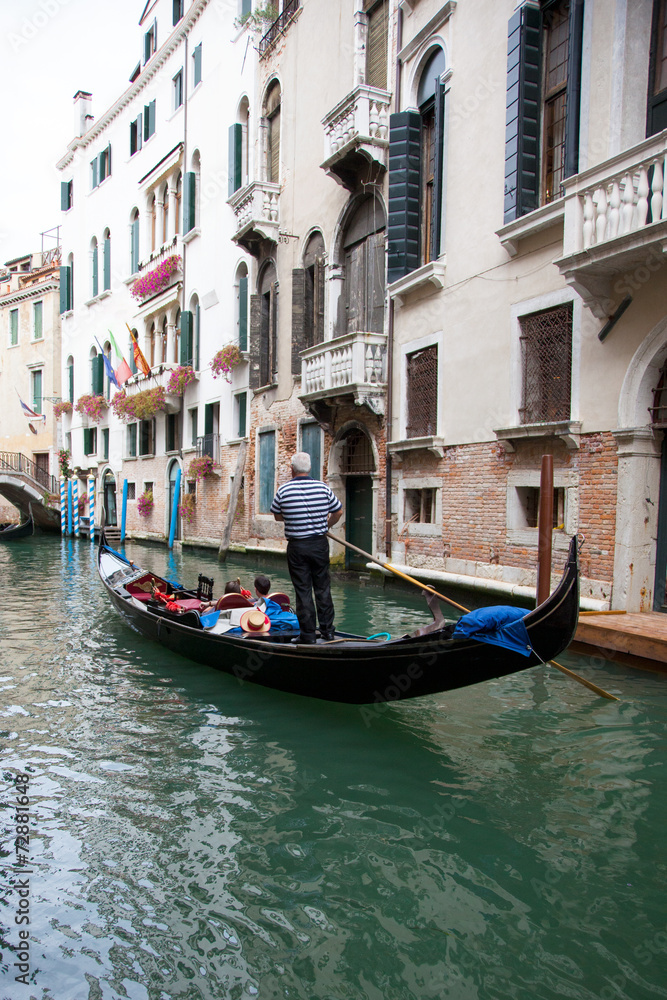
[98,537,580,704]
[0,517,33,540]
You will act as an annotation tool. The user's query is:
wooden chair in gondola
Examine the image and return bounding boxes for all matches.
[214,593,254,611]
[268,592,292,611]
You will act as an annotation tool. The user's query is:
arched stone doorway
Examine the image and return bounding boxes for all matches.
[330,425,377,569]
[102,469,117,527]
[167,460,182,541]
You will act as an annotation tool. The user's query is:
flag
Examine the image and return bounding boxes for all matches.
[107,329,133,385]
[126,322,151,377]
[95,337,120,390]
[18,394,46,422]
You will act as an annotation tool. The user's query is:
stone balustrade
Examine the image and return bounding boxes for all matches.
[300,332,387,415]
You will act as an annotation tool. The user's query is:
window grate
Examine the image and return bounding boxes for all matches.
[519,304,572,424]
[406,345,438,437]
[342,429,375,475]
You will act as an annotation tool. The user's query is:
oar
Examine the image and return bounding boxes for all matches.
[326,532,619,701]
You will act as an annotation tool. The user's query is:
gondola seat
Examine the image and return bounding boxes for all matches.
[268,592,291,610]
[215,593,255,611]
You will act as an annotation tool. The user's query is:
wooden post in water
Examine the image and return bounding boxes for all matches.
[218,439,247,562]
[536,455,553,606]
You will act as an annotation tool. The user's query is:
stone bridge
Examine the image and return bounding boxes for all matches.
[0,453,61,532]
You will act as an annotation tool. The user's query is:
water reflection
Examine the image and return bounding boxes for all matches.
[0,537,666,1000]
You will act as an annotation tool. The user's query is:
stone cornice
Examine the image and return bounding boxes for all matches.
[56,0,209,171]
[0,279,59,307]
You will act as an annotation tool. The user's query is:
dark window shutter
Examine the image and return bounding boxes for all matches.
[564,0,584,178]
[241,0,251,16]
[238,392,247,438]
[107,144,112,177]
[92,354,105,396]
[149,102,155,137]
[228,123,243,196]
[59,266,70,313]
[194,303,200,370]
[61,181,70,211]
[131,219,140,273]
[366,0,388,89]
[183,171,196,232]
[366,232,386,333]
[68,362,74,403]
[103,237,111,291]
[258,431,276,514]
[430,79,445,261]
[204,402,214,436]
[92,245,99,298]
[239,274,248,351]
[504,5,541,223]
[268,108,280,182]
[194,43,202,86]
[180,310,193,366]
[291,268,305,373]
[249,293,262,390]
[91,157,99,189]
[387,111,421,284]
[173,0,182,25]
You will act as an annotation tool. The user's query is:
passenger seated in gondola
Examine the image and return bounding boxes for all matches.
[226,586,300,636]
[253,575,271,610]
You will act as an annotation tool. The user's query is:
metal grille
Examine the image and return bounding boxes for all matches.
[342,429,375,475]
[406,345,438,437]
[542,2,570,202]
[520,304,572,424]
[650,360,667,426]
[259,0,300,57]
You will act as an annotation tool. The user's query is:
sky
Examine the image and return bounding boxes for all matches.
[0,0,145,264]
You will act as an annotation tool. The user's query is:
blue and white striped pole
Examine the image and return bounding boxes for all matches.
[88,476,95,542]
[121,479,128,543]
[72,478,79,538]
[60,478,67,535]
[67,479,73,536]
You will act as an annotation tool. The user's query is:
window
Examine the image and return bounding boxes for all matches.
[91,352,104,395]
[182,171,196,233]
[173,69,184,110]
[144,18,157,63]
[264,81,280,182]
[365,0,388,89]
[174,173,182,235]
[504,0,584,222]
[33,301,43,339]
[127,482,136,500]
[60,261,73,313]
[103,230,111,292]
[515,487,565,529]
[342,196,385,335]
[130,115,143,155]
[189,407,198,447]
[237,266,248,351]
[128,329,138,375]
[144,481,154,495]
[179,310,194,367]
[291,232,325,366]
[128,423,137,457]
[406,345,437,438]
[300,422,321,480]
[150,194,157,251]
[649,0,667,135]
[65,431,72,454]
[173,0,184,25]
[130,210,140,273]
[235,392,247,439]
[404,488,435,524]
[83,427,98,456]
[166,413,180,452]
[193,42,202,87]
[258,430,276,514]
[139,419,155,456]
[258,263,277,386]
[32,370,43,414]
[228,123,243,196]
[519,303,573,424]
[9,309,18,345]
[144,100,156,141]
[91,145,112,189]
[91,238,99,298]
[67,356,74,403]
[102,428,109,461]
[60,180,73,211]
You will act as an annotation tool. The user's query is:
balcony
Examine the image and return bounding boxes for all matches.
[258,0,301,58]
[123,362,196,414]
[228,180,280,256]
[196,434,220,464]
[556,129,667,317]
[300,332,387,417]
[321,85,391,191]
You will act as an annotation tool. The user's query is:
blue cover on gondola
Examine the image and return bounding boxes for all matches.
[227,598,300,636]
[452,606,533,656]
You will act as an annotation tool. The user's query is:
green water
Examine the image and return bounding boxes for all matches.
[1,536,666,1000]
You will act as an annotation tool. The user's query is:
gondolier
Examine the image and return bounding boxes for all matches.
[271,452,342,644]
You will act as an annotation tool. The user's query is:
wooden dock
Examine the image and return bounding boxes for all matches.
[572,612,667,674]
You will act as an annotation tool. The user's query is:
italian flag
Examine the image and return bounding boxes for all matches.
[108,329,133,384]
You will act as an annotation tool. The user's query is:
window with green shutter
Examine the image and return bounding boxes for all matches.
[139,420,154,456]
[182,171,196,233]
[173,0,183,25]
[9,309,18,345]
[127,423,137,457]
[92,353,105,395]
[130,115,142,155]
[241,0,251,16]
[68,359,74,403]
[179,310,193,366]
[59,263,73,313]
[92,243,99,298]
[103,236,111,291]
[144,19,157,63]
[32,370,43,414]
[258,430,276,514]
[193,43,202,87]
[99,144,112,182]
[144,100,156,141]
[61,180,73,211]
[33,301,43,339]
[237,392,247,439]
[228,123,243,196]
[173,70,183,110]
[238,273,248,351]
[84,427,98,456]
[387,112,421,283]
[102,428,109,461]
[301,422,322,481]
[131,214,140,273]
[91,157,99,190]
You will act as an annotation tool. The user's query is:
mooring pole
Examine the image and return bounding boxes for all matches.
[536,454,554,606]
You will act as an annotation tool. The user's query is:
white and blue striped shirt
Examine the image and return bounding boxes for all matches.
[270,477,342,539]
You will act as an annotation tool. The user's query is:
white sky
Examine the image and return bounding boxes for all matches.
[0,0,145,263]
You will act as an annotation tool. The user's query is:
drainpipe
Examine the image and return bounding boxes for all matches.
[385,4,403,558]
[182,33,188,319]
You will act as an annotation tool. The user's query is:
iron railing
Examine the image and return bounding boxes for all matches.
[0,451,58,494]
[196,434,220,464]
[258,0,300,56]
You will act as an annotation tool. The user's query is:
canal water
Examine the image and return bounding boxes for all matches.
[1,536,666,1000]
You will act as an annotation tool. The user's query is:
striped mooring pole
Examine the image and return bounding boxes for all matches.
[88,477,95,542]
[72,478,79,538]
[60,478,67,535]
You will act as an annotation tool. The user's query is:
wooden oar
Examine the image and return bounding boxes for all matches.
[326,532,619,701]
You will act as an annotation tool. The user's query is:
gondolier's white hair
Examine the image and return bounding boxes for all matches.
[291,451,311,474]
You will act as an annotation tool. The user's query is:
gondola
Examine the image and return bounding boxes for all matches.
[97,533,580,704]
[0,516,33,540]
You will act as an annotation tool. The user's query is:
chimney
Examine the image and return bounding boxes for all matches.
[73,90,93,137]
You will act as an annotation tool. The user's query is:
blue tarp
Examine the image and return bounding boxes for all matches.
[452,606,533,657]
[227,598,300,636]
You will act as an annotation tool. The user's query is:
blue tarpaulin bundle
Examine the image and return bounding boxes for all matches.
[452,606,533,657]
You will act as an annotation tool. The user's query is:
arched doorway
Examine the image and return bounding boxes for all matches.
[341,428,375,569]
[102,470,117,526]
[167,460,181,540]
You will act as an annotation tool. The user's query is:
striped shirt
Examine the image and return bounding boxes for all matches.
[270,476,342,539]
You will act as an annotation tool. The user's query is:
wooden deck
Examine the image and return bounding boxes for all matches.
[572,612,667,674]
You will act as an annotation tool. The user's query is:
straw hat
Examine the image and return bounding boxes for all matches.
[239,609,271,633]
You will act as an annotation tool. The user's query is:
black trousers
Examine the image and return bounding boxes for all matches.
[286,534,335,640]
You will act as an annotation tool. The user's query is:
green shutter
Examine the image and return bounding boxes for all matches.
[183,171,196,232]
[102,428,109,461]
[179,310,193,366]
[301,423,321,481]
[34,301,43,339]
[91,157,99,189]
[103,238,111,291]
[258,431,275,514]
[238,392,247,438]
[194,43,202,86]
[204,401,214,436]
[59,266,70,313]
[239,275,248,351]
[32,370,43,413]
[228,123,243,196]
[241,0,251,15]
[92,245,99,297]
[61,181,70,211]
[92,354,105,395]
[173,0,182,25]
[131,219,139,273]
[68,362,74,403]
[564,0,584,180]
[504,5,541,223]
[387,111,421,283]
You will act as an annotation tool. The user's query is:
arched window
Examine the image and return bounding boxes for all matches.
[236,262,249,352]
[264,81,281,183]
[103,228,111,291]
[149,321,156,368]
[258,262,278,386]
[162,183,169,243]
[342,196,385,334]
[130,209,140,274]
[150,194,157,251]
[303,232,325,348]
[417,47,446,264]
[91,237,99,297]
[174,173,182,235]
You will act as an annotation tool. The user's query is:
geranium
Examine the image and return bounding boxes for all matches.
[58,449,72,479]
[111,386,166,421]
[178,492,196,524]
[166,365,196,395]
[211,344,243,383]
[75,394,108,423]
[137,491,154,517]
[187,455,215,480]
[53,400,73,419]
[131,255,181,300]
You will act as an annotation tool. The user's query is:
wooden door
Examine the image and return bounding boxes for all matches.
[345,476,373,569]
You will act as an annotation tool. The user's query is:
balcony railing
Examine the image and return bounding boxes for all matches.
[137,236,180,273]
[556,129,667,316]
[228,180,280,253]
[0,451,58,494]
[123,362,195,414]
[321,85,391,187]
[196,434,220,464]
[258,0,300,57]
[300,332,387,416]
